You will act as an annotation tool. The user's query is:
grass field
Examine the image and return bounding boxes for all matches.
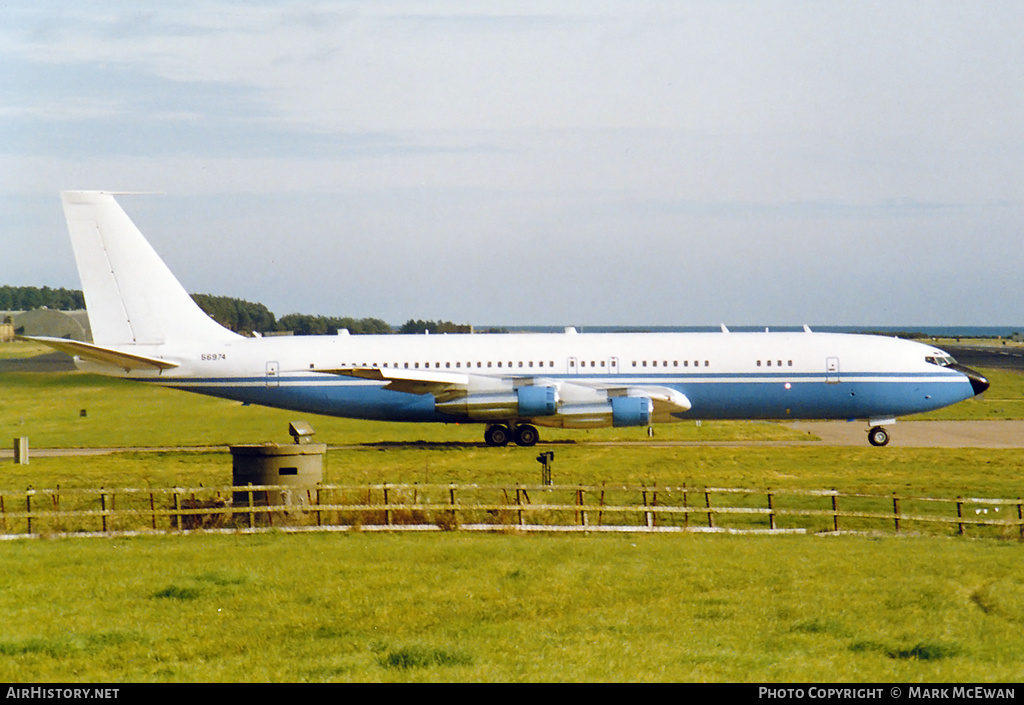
[1,533,1022,682]
[1,341,1023,682]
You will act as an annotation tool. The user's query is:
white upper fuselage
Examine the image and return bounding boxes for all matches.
[76,328,979,424]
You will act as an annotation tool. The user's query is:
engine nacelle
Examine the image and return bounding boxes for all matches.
[435,386,558,421]
[516,385,558,417]
[532,396,653,429]
[610,395,652,427]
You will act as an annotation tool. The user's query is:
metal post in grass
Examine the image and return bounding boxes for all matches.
[383,483,391,526]
[100,489,107,533]
[705,488,714,529]
[957,497,965,536]
[893,493,901,533]
[13,437,28,465]
[1017,499,1023,541]
[767,488,776,531]
[172,490,180,530]
[149,492,156,530]
[26,487,33,535]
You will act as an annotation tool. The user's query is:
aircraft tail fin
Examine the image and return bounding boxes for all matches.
[60,191,240,346]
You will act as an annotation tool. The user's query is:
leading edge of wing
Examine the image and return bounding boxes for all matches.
[315,366,470,395]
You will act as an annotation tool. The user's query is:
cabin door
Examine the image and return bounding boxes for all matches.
[825,357,840,384]
[266,361,280,387]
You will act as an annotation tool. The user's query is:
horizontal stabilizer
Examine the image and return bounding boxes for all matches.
[25,336,180,371]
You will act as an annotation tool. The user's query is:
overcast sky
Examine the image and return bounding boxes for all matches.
[2,1,1022,327]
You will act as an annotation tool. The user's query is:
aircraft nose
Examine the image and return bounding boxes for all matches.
[950,363,989,396]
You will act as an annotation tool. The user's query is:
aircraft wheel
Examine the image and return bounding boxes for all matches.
[485,424,511,447]
[514,424,539,447]
[867,426,890,447]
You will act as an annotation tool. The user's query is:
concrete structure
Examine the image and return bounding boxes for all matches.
[230,442,327,510]
[0,309,91,341]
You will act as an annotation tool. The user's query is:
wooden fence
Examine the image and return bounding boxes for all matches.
[1,483,1022,539]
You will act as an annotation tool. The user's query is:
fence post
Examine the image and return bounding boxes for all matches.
[247,484,254,529]
[767,489,776,530]
[449,483,457,529]
[516,486,524,527]
[651,485,658,528]
[893,493,901,532]
[1017,499,1023,541]
[383,484,391,526]
[577,486,587,527]
[642,485,652,528]
[957,497,964,536]
[100,489,107,533]
[26,487,34,535]
[683,484,689,529]
[705,489,714,528]
[832,489,839,533]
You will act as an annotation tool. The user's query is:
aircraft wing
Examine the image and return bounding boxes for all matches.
[315,366,471,397]
[317,367,691,417]
[24,336,180,371]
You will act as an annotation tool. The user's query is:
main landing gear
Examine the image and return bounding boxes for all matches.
[867,426,890,447]
[484,423,539,447]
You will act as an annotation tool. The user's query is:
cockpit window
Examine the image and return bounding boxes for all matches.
[925,355,957,367]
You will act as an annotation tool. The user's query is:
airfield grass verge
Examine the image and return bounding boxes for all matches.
[0,532,1022,682]
[2,343,1023,682]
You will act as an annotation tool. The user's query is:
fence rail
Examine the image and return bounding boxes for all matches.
[1,483,1022,539]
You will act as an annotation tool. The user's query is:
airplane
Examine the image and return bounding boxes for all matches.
[28,191,990,448]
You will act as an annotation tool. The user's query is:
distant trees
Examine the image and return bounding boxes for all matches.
[398,319,472,334]
[275,314,393,336]
[4,285,473,336]
[0,286,84,311]
[190,294,277,335]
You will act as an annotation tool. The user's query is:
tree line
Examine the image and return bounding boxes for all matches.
[3,286,470,336]
[0,286,85,311]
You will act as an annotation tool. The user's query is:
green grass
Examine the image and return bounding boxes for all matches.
[1,342,1023,682]
[0,532,1022,682]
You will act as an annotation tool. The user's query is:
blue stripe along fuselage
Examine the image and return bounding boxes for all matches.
[143,369,975,423]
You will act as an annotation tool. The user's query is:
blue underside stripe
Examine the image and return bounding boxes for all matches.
[138,373,975,423]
